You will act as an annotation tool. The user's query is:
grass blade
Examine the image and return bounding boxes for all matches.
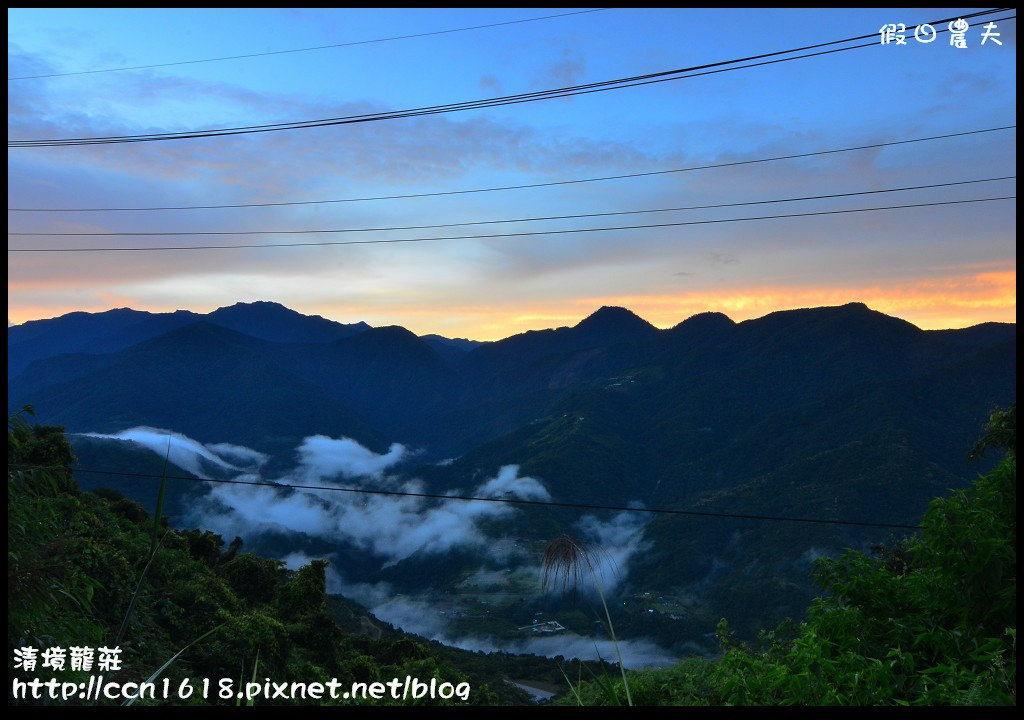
[122,623,225,706]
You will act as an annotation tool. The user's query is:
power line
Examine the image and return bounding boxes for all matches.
[9,177,1013,237]
[0,38,901,146]
[9,9,1011,148]
[7,9,611,80]
[10,463,924,530]
[8,196,1014,253]
[8,126,1015,212]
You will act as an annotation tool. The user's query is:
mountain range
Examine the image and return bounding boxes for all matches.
[6,300,1016,653]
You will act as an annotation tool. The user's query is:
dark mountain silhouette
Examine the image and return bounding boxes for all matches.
[572,305,659,346]
[420,334,484,353]
[927,321,1020,348]
[8,307,200,380]
[9,300,1014,462]
[275,325,456,441]
[463,305,657,373]
[10,321,382,457]
[205,300,370,344]
[6,300,1016,650]
[7,301,370,381]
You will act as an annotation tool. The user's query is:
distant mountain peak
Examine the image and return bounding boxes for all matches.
[673,311,736,331]
[210,300,299,317]
[576,305,655,330]
[572,306,658,345]
[206,301,369,344]
[679,310,734,324]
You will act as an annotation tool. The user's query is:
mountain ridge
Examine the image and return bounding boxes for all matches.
[9,301,1015,456]
[6,299,1016,651]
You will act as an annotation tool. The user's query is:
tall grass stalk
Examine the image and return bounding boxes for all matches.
[114,437,171,648]
[542,534,633,706]
[149,436,170,556]
[557,662,586,705]
[117,435,224,705]
[121,623,225,706]
[237,649,261,707]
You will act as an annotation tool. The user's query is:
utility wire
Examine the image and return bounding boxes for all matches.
[8,9,610,80]
[9,9,1010,148]
[0,38,913,145]
[8,196,1014,252]
[10,463,925,530]
[8,126,1015,213]
[8,177,1013,237]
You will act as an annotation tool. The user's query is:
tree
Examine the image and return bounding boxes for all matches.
[8,408,103,659]
[969,402,1016,461]
[711,404,1017,705]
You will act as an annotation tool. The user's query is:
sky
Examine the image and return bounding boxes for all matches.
[7,8,1017,340]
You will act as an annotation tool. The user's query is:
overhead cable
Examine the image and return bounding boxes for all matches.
[7,9,610,80]
[8,177,1014,237]
[8,196,1014,252]
[10,463,925,530]
[9,9,1010,148]
[8,126,1015,212]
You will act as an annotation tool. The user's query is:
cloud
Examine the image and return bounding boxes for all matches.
[364,594,677,669]
[479,73,503,96]
[8,52,686,336]
[294,435,407,481]
[81,426,651,604]
[575,508,652,594]
[82,425,669,664]
[176,428,551,566]
[207,441,272,468]
[474,463,551,501]
[8,10,1016,343]
[532,49,586,89]
[77,426,267,479]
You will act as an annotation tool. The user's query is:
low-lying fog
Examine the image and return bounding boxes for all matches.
[80,427,672,668]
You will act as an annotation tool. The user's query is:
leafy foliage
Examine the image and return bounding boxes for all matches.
[565,405,1017,705]
[7,415,511,705]
[707,407,1017,705]
[8,408,104,658]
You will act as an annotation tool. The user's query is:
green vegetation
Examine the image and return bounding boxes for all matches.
[8,408,510,706]
[9,407,105,662]
[557,404,1016,705]
[8,403,1016,705]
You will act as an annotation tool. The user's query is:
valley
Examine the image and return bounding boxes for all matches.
[8,300,1016,665]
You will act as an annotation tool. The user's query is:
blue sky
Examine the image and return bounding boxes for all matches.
[7,8,1016,339]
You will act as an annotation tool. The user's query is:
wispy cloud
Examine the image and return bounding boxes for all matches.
[8,9,1015,339]
[162,432,553,566]
[77,426,268,479]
